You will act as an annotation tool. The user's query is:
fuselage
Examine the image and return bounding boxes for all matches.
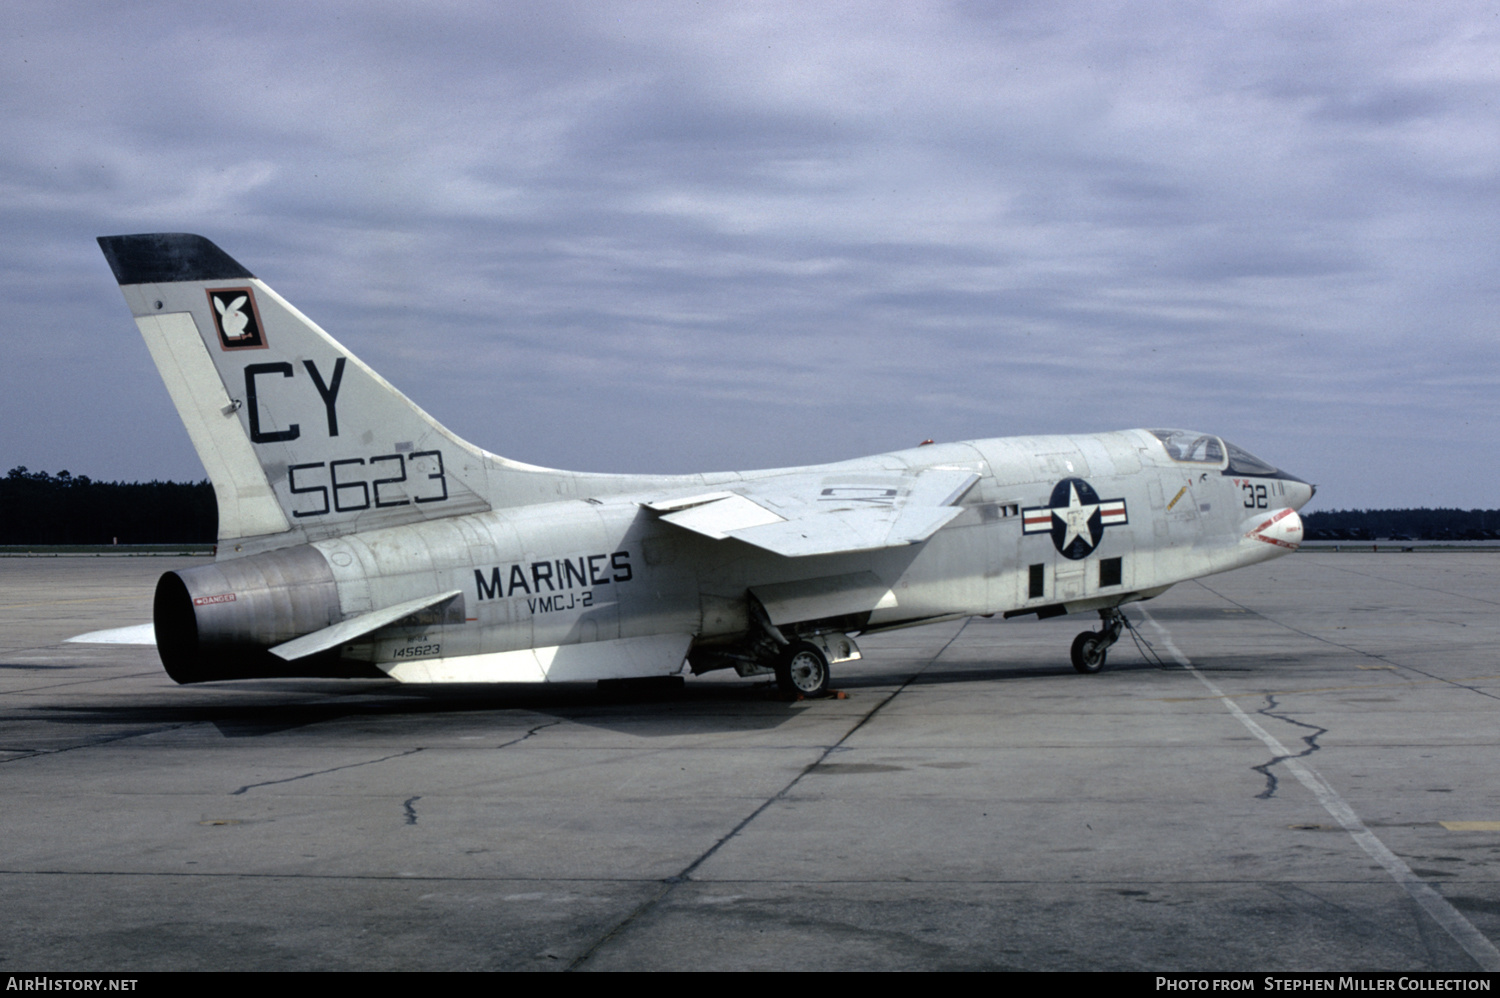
[158,428,1311,681]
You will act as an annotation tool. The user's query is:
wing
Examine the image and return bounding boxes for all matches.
[642,466,981,557]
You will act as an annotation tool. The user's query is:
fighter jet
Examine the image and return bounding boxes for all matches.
[97,234,1313,696]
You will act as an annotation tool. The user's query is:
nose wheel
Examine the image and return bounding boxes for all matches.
[1071,607,1127,674]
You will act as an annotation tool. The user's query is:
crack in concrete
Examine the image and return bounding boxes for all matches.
[0,671,163,698]
[498,719,561,749]
[1193,579,1500,703]
[0,722,200,766]
[230,747,425,796]
[563,619,973,972]
[391,720,556,825]
[1315,562,1500,610]
[1250,694,1328,800]
[1142,608,1500,971]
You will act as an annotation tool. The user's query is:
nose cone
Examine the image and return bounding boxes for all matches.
[1245,507,1303,551]
[1280,474,1315,511]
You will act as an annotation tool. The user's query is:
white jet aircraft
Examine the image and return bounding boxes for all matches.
[97,234,1312,696]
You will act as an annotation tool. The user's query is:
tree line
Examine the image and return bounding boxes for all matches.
[1,467,216,544]
[1301,508,1500,541]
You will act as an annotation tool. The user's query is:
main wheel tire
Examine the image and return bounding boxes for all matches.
[776,641,831,697]
[1070,631,1107,674]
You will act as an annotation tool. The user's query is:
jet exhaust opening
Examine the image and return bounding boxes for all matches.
[153,571,202,683]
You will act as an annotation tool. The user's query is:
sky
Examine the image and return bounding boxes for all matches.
[4,1,1498,510]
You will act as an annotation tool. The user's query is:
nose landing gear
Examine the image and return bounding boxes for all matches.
[1071,606,1127,674]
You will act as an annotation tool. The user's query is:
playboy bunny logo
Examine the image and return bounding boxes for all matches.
[206,288,266,350]
[217,295,250,338]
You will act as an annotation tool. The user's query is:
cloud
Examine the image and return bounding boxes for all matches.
[3,1,1499,505]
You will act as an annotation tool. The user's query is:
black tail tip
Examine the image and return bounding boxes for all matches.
[98,233,254,286]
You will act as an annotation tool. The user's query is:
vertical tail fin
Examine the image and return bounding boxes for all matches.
[99,234,497,556]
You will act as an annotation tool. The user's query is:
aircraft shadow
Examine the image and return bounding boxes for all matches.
[17,678,803,739]
[15,654,1199,741]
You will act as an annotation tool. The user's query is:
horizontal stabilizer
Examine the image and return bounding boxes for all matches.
[66,623,158,645]
[270,589,462,661]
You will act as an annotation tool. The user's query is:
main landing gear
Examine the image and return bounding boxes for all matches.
[776,641,832,698]
[1070,607,1128,674]
[740,597,844,699]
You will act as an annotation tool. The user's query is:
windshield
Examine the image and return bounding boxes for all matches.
[1223,440,1280,476]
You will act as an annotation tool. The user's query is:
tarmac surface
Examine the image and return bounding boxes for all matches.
[2,551,1498,972]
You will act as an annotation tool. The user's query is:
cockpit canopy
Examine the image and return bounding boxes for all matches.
[1148,429,1280,477]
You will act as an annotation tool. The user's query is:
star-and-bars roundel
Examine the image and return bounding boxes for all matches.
[1022,478,1129,560]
